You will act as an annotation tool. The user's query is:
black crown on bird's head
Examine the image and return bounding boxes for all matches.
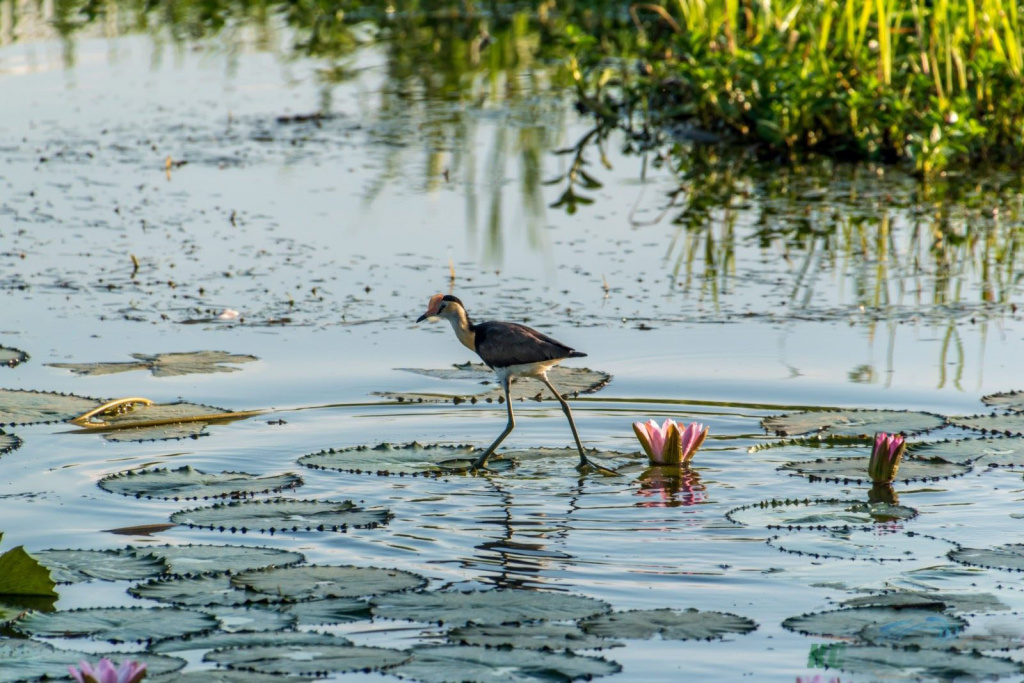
[441,295,463,306]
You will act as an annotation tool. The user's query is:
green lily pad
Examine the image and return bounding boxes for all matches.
[727,498,918,529]
[150,672,308,683]
[100,466,302,500]
[447,623,619,651]
[391,645,621,683]
[580,608,757,641]
[0,546,57,597]
[809,643,1024,678]
[371,590,610,627]
[169,498,393,533]
[981,390,1024,412]
[130,574,283,607]
[299,442,515,476]
[205,643,408,675]
[85,401,238,443]
[948,413,1024,436]
[768,530,955,563]
[783,606,965,641]
[285,597,373,626]
[841,590,1009,613]
[133,544,304,575]
[233,565,427,601]
[0,641,182,682]
[949,544,1024,572]
[0,347,28,369]
[104,422,213,442]
[14,605,217,642]
[48,350,258,377]
[97,653,187,677]
[33,548,166,583]
[376,363,610,403]
[908,436,1024,466]
[762,410,945,438]
[0,432,21,455]
[779,457,969,483]
[152,629,346,654]
[0,388,103,426]
[200,604,297,632]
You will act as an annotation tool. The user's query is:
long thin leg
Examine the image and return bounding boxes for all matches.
[539,373,619,475]
[471,377,515,469]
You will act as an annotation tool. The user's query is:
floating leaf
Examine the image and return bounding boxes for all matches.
[33,548,166,583]
[100,467,302,500]
[233,565,426,601]
[105,523,178,536]
[150,671,308,683]
[200,604,297,632]
[205,643,408,675]
[133,544,304,575]
[48,351,258,377]
[0,347,28,369]
[0,432,21,455]
[981,390,1024,412]
[0,388,102,426]
[727,499,918,529]
[809,643,1024,678]
[0,546,57,597]
[447,623,619,651]
[783,606,965,641]
[371,590,610,627]
[950,544,1024,572]
[909,436,1024,467]
[130,574,282,607]
[14,606,217,642]
[0,640,182,682]
[580,608,756,641]
[75,401,251,443]
[104,422,212,442]
[99,653,187,677]
[285,597,372,626]
[768,530,954,563]
[948,413,1024,436]
[841,590,1008,614]
[762,410,945,438]
[152,630,346,654]
[299,443,514,476]
[780,457,969,483]
[376,363,610,403]
[391,645,620,683]
[170,498,392,533]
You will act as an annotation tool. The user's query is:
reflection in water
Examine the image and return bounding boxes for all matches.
[636,466,707,508]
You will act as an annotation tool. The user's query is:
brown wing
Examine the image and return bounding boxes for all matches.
[473,321,585,369]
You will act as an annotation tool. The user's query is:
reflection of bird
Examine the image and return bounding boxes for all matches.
[416,294,614,473]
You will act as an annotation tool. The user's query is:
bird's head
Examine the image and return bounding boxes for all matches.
[416,294,465,323]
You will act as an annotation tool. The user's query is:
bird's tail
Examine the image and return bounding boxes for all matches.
[569,350,587,358]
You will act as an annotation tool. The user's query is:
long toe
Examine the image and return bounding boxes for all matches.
[577,457,622,477]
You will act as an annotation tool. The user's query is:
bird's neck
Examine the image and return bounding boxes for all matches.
[446,307,476,351]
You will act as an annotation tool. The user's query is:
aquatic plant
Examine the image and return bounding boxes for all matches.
[68,658,147,683]
[633,419,708,465]
[868,432,908,483]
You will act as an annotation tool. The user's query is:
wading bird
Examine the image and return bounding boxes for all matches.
[416,294,615,473]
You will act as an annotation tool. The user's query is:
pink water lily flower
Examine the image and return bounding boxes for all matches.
[633,418,708,465]
[69,658,147,683]
[868,432,907,484]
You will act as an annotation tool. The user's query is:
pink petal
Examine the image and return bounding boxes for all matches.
[648,419,667,457]
[68,666,87,683]
[889,434,904,460]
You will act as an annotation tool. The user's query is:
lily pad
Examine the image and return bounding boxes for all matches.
[762,410,945,438]
[948,413,1024,436]
[133,544,304,575]
[299,442,514,476]
[100,653,187,677]
[727,498,918,529]
[14,605,217,642]
[205,643,408,675]
[0,546,57,597]
[0,388,103,425]
[841,590,1009,613]
[170,498,393,533]
[100,466,302,500]
[33,548,166,583]
[783,606,965,641]
[391,645,620,683]
[233,565,427,601]
[0,641,182,682]
[580,608,756,641]
[908,436,1024,466]
[152,629,345,654]
[447,623,619,651]
[808,643,1024,679]
[950,544,1024,572]
[371,590,610,627]
[0,347,28,368]
[201,604,297,632]
[768,530,955,563]
[81,401,240,443]
[130,573,283,607]
[376,363,610,403]
[981,390,1024,412]
[779,457,969,483]
[150,672,308,683]
[0,432,21,455]
[285,597,373,626]
[48,350,258,377]
[104,422,213,442]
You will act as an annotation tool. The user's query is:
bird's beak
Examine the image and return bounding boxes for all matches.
[416,312,431,323]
